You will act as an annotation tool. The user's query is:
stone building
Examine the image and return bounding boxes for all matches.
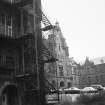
[44,22,73,89]
[94,63,105,86]
[70,60,81,88]
[79,57,95,88]
[78,57,105,88]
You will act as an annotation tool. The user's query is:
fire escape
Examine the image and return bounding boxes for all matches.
[41,11,58,93]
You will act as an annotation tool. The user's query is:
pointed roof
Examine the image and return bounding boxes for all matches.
[84,57,94,66]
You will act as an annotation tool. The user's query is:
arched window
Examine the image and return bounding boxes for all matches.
[60,81,65,87]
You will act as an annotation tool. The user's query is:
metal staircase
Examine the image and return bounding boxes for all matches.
[41,11,53,31]
[41,10,55,58]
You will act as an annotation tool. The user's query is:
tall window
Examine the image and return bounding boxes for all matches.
[95,76,99,83]
[6,15,12,36]
[6,56,14,68]
[88,76,91,84]
[59,65,64,76]
[60,81,65,87]
[72,67,77,75]
[67,82,72,88]
[100,75,104,81]
[59,44,61,51]
[52,80,56,88]
[0,13,12,36]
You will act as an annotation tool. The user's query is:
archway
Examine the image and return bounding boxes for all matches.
[1,84,18,105]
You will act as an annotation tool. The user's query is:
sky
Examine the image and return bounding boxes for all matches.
[42,0,105,62]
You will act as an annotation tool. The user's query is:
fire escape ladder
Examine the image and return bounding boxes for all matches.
[41,11,55,58]
[41,12,58,94]
[41,11,53,31]
[42,12,51,26]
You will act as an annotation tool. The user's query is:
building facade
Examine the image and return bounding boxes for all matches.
[78,57,105,88]
[70,61,81,88]
[44,22,73,89]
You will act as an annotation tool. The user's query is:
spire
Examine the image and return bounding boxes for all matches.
[84,57,90,65]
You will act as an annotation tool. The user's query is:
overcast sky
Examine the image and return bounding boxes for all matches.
[42,0,105,62]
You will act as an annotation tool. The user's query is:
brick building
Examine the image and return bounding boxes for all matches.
[0,0,51,105]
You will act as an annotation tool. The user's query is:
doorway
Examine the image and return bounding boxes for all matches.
[2,85,18,105]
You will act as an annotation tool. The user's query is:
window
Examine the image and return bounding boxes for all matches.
[52,80,56,87]
[100,75,104,81]
[67,82,72,88]
[0,13,13,36]
[0,13,5,24]
[6,56,14,68]
[59,65,64,76]
[0,13,5,34]
[48,43,54,51]
[59,45,60,51]
[0,55,2,64]
[72,67,77,74]
[70,76,73,80]
[60,81,65,87]
[88,77,91,82]
[6,16,12,26]
[96,76,99,82]
[2,95,6,102]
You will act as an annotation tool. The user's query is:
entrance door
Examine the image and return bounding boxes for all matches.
[2,94,7,105]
